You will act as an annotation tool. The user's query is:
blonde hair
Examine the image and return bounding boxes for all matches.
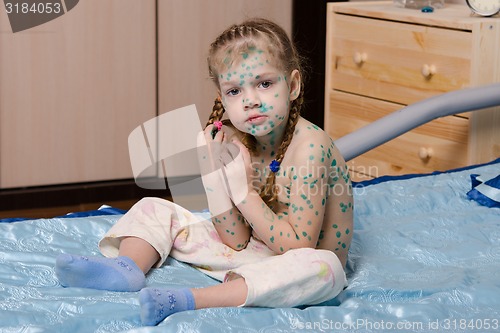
[206,18,305,204]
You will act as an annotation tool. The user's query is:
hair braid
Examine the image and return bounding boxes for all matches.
[205,97,225,128]
[261,83,305,204]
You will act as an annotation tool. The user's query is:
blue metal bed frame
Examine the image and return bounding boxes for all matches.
[335,83,500,162]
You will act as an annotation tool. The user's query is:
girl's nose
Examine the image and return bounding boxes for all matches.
[244,94,261,110]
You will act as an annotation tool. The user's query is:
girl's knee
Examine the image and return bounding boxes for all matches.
[283,248,340,265]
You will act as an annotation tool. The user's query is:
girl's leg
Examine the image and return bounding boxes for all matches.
[55,237,160,292]
[119,236,160,274]
[138,248,347,325]
[56,197,180,292]
[191,276,247,308]
[139,277,248,326]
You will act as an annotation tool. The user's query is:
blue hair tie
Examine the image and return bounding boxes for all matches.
[269,160,280,173]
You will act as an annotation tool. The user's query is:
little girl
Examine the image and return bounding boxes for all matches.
[56,18,353,326]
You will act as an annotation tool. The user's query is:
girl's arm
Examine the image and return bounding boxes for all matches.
[197,129,251,250]
[236,140,332,254]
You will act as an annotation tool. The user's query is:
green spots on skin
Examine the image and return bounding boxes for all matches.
[259,103,272,113]
[306,125,320,131]
[340,202,353,212]
[270,236,275,243]
[333,224,338,229]
[336,231,341,238]
[242,52,249,59]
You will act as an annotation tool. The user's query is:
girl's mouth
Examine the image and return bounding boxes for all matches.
[247,115,267,125]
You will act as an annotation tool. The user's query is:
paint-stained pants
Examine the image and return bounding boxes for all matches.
[99,197,346,307]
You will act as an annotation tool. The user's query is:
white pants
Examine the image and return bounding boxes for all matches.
[99,197,347,307]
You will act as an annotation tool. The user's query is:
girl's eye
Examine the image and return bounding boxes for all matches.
[259,81,272,89]
[226,88,240,96]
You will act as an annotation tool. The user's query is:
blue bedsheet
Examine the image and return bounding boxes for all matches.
[1,160,499,332]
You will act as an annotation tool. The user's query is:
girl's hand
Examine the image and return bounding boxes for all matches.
[196,126,233,216]
[218,139,254,205]
[198,124,226,173]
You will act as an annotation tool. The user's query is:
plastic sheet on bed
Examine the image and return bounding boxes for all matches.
[0,160,499,332]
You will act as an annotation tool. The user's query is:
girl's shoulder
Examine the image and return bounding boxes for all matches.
[290,117,336,154]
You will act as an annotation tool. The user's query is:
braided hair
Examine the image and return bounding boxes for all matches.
[206,18,306,204]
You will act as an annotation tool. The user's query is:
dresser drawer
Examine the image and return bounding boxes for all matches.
[329,14,471,105]
[327,91,469,177]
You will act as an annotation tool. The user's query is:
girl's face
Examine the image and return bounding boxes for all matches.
[217,49,300,137]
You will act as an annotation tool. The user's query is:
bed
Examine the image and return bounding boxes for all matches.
[1,84,499,332]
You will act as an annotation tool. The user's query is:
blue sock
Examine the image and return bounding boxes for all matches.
[139,288,195,326]
[55,254,146,292]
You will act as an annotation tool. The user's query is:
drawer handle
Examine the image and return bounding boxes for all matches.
[418,147,434,161]
[421,64,436,79]
[353,52,367,66]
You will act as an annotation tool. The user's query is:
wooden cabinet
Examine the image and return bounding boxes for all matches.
[325,1,500,181]
[0,0,157,188]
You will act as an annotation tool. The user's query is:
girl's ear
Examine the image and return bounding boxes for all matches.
[288,69,301,102]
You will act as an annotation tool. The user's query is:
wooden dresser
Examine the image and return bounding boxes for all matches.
[325,1,500,181]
